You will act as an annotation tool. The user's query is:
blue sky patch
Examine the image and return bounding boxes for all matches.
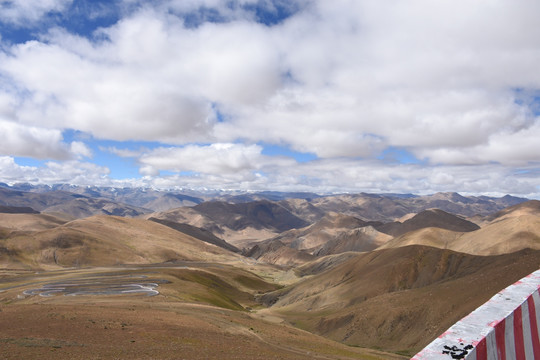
[377,147,423,165]
[260,143,317,163]
[13,157,47,168]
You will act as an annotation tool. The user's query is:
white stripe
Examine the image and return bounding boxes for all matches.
[506,312,516,360]
[522,301,534,360]
[532,290,540,344]
[467,347,477,360]
[485,330,498,360]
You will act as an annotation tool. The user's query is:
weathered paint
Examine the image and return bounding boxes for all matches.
[412,269,540,360]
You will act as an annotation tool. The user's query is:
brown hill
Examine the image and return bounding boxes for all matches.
[0,216,243,270]
[244,213,387,265]
[192,200,309,232]
[378,201,540,256]
[0,187,79,210]
[0,206,39,214]
[315,226,391,256]
[276,213,374,252]
[486,199,540,221]
[307,192,528,222]
[376,208,480,237]
[148,217,240,253]
[0,264,401,360]
[277,198,327,223]
[261,245,540,356]
[142,193,203,211]
[149,200,311,248]
[0,187,150,218]
[0,213,67,232]
[310,193,411,221]
[246,240,316,267]
[43,197,150,218]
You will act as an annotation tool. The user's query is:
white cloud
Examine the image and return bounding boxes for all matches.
[0,119,70,159]
[0,156,110,186]
[131,158,539,199]
[0,0,539,196]
[138,143,294,175]
[0,0,73,26]
[104,146,144,158]
[70,141,92,159]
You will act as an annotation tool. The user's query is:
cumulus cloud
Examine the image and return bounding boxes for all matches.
[70,141,92,159]
[0,119,71,159]
[0,0,73,26]
[0,156,110,186]
[138,143,295,175]
[104,146,144,158]
[0,0,539,196]
[131,158,539,199]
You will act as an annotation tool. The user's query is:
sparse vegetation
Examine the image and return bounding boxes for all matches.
[0,189,538,359]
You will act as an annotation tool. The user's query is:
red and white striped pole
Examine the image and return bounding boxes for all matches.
[412,269,540,360]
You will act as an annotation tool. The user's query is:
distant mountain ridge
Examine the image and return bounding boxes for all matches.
[0,187,151,218]
[0,183,528,217]
[0,205,39,214]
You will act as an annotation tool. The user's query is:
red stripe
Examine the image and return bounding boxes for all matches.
[527,296,540,358]
[514,306,526,359]
[495,318,507,360]
[476,337,487,360]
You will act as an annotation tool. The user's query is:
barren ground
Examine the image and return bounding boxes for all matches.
[0,266,404,360]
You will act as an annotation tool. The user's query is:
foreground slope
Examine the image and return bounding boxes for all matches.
[0,264,404,360]
[261,245,540,356]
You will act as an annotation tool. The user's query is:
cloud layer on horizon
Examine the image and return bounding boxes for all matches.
[0,0,539,197]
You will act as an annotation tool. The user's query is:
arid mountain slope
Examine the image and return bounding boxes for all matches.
[44,197,150,218]
[0,213,67,232]
[0,264,401,360]
[246,240,316,267]
[308,192,527,221]
[0,187,150,218]
[148,217,240,253]
[487,199,540,221]
[0,216,243,270]
[376,208,480,237]
[315,226,391,256]
[245,213,390,265]
[273,213,375,252]
[142,193,203,211]
[0,206,39,214]
[378,200,540,255]
[192,200,309,232]
[2,184,527,220]
[150,200,311,248]
[261,246,540,356]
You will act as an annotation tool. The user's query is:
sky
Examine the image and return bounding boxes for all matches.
[0,0,539,198]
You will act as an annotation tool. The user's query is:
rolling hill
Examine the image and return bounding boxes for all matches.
[0,187,151,219]
[378,200,540,255]
[245,213,391,265]
[0,185,538,359]
[260,245,540,356]
[149,200,311,248]
[0,215,244,270]
[375,208,480,237]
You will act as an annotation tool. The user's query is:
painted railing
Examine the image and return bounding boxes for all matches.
[412,269,540,360]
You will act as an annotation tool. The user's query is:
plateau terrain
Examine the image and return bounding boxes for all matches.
[0,183,539,359]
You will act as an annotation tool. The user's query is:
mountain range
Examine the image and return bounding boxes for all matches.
[0,183,538,359]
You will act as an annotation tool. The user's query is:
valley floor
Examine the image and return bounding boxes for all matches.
[0,266,406,360]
